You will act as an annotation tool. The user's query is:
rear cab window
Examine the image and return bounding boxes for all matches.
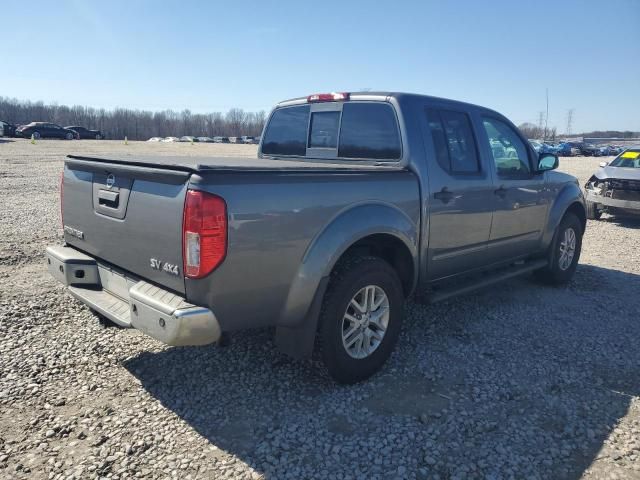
[261,105,309,156]
[261,101,401,161]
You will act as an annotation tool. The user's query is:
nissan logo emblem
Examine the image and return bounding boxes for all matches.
[106,174,115,189]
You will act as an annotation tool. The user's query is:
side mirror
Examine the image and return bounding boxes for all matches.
[537,153,559,172]
[599,161,609,168]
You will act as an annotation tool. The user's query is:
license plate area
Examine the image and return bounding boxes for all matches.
[97,264,138,300]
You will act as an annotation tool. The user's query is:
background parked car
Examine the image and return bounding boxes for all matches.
[579,144,601,157]
[0,120,17,137]
[161,137,180,142]
[558,142,584,156]
[609,145,623,156]
[179,136,198,142]
[147,137,163,142]
[555,142,573,156]
[197,136,213,143]
[213,136,230,143]
[529,140,559,155]
[66,126,103,140]
[240,136,254,144]
[597,145,614,156]
[16,122,77,140]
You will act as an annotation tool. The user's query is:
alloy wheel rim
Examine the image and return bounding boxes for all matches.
[341,285,390,359]
[558,227,576,271]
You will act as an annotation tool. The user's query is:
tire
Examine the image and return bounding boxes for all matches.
[317,255,404,384]
[534,212,583,285]
[586,200,601,220]
[95,134,102,140]
[33,131,41,139]
[65,132,74,140]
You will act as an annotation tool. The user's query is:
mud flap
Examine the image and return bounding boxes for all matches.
[275,276,329,359]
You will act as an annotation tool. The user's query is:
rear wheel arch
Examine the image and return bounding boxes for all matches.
[275,205,418,359]
[334,233,416,298]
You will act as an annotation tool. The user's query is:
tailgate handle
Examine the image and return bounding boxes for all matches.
[98,189,120,208]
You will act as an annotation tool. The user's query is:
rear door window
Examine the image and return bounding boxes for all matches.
[426,108,480,174]
[261,105,310,156]
[338,103,401,159]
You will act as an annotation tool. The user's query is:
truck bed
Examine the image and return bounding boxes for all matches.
[67,154,406,173]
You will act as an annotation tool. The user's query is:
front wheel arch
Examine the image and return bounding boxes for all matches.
[542,182,586,250]
[566,201,587,233]
[535,211,583,285]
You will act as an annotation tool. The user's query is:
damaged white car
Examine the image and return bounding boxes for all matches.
[585,148,640,219]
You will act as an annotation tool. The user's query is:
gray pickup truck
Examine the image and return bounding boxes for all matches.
[46,92,586,383]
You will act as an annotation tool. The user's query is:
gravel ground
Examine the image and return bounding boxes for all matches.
[1,138,639,480]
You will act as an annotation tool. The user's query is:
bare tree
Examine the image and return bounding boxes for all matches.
[225,108,246,137]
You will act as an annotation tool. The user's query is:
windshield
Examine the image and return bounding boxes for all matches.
[609,149,640,168]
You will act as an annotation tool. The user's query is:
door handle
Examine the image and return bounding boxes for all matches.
[494,185,508,198]
[98,190,119,202]
[98,189,119,208]
[434,188,454,204]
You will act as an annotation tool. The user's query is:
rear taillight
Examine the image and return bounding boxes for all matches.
[60,169,64,228]
[307,92,350,102]
[182,190,227,279]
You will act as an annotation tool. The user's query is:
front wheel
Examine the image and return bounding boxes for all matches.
[317,256,404,384]
[586,200,601,220]
[95,134,102,140]
[535,212,583,285]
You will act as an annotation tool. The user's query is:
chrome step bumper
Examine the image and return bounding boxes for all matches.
[46,245,221,346]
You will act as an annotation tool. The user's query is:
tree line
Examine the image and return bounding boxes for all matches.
[0,96,267,140]
[518,122,639,142]
[517,122,558,142]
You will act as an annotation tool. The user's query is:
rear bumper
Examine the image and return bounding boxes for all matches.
[585,190,640,211]
[45,245,221,346]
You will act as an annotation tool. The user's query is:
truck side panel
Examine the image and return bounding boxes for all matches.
[185,170,420,331]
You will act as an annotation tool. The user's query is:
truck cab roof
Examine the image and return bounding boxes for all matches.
[276,91,501,117]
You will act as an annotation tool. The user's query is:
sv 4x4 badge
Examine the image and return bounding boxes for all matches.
[150,258,179,276]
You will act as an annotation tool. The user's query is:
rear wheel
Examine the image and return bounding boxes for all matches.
[65,132,75,140]
[317,256,404,384]
[586,200,601,220]
[95,134,102,140]
[33,131,41,139]
[535,212,583,285]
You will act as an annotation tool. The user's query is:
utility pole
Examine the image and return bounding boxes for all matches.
[537,111,545,139]
[544,88,549,141]
[566,109,574,136]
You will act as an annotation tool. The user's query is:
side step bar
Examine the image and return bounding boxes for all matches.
[427,259,548,304]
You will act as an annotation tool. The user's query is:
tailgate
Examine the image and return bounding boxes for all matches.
[62,157,191,294]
